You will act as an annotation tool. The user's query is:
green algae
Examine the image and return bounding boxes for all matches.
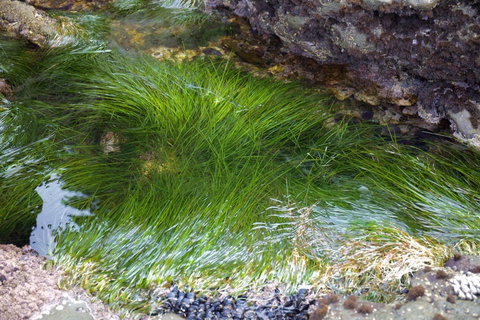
[1,9,480,315]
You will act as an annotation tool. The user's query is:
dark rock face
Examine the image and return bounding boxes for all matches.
[207,0,480,146]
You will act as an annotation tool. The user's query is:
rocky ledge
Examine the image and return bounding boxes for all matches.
[0,0,57,45]
[207,0,480,147]
[0,244,123,320]
[3,243,480,320]
[152,255,480,320]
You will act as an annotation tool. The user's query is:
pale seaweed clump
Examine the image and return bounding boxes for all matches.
[255,201,452,302]
[320,229,451,301]
[454,239,480,256]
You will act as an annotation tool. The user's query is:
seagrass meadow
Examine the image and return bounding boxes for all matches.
[1,5,480,317]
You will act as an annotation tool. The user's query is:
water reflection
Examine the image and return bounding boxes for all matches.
[30,176,91,258]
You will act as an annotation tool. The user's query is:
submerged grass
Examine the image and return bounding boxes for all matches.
[108,0,226,51]
[110,0,206,24]
[46,54,371,303]
[349,144,480,239]
[1,29,480,315]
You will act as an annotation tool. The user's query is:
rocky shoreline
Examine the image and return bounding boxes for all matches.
[2,0,480,149]
[152,261,480,320]
[3,243,480,320]
[2,1,480,320]
[0,244,123,320]
[207,0,480,148]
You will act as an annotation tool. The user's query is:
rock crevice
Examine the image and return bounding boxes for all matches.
[208,0,480,145]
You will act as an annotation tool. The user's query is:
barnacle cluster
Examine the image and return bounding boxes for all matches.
[449,272,480,300]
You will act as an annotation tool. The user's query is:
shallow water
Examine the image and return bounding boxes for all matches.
[29,176,91,257]
[1,3,480,314]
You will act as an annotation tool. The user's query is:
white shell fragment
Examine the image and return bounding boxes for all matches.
[449,273,480,301]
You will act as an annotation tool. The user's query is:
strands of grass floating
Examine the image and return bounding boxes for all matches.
[63,54,343,202]
[324,143,480,299]
[4,36,480,314]
[348,143,480,240]
[454,239,480,256]
[110,0,204,14]
[257,201,453,302]
[55,210,326,308]
[50,12,112,41]
[45,12,113,52]
[0,138,56,244]
[0,38,109,244]
[43,53,368,309]
[1,74,60,244]
[3,20,330,308]
[110,0,209,26]
[253,142,480,301]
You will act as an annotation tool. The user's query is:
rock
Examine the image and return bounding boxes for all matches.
[0,244,128,320]
[0,79,13,100]
[444,255,480,273]
[0,0,57,46]
[207,0,480,147]
[100,131,121,155]
[23,0,109,11]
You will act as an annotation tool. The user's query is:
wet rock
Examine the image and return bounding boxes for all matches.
[360,110,374,120]
[100,132,121,154]
[0,79,13,100]
[23,0,109,11]
[0,0,58,46]
[207,0,480,147]
[0,244,125,320]
[444,255,480,273]
[202,48,222,56]
[222,38,265,64]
